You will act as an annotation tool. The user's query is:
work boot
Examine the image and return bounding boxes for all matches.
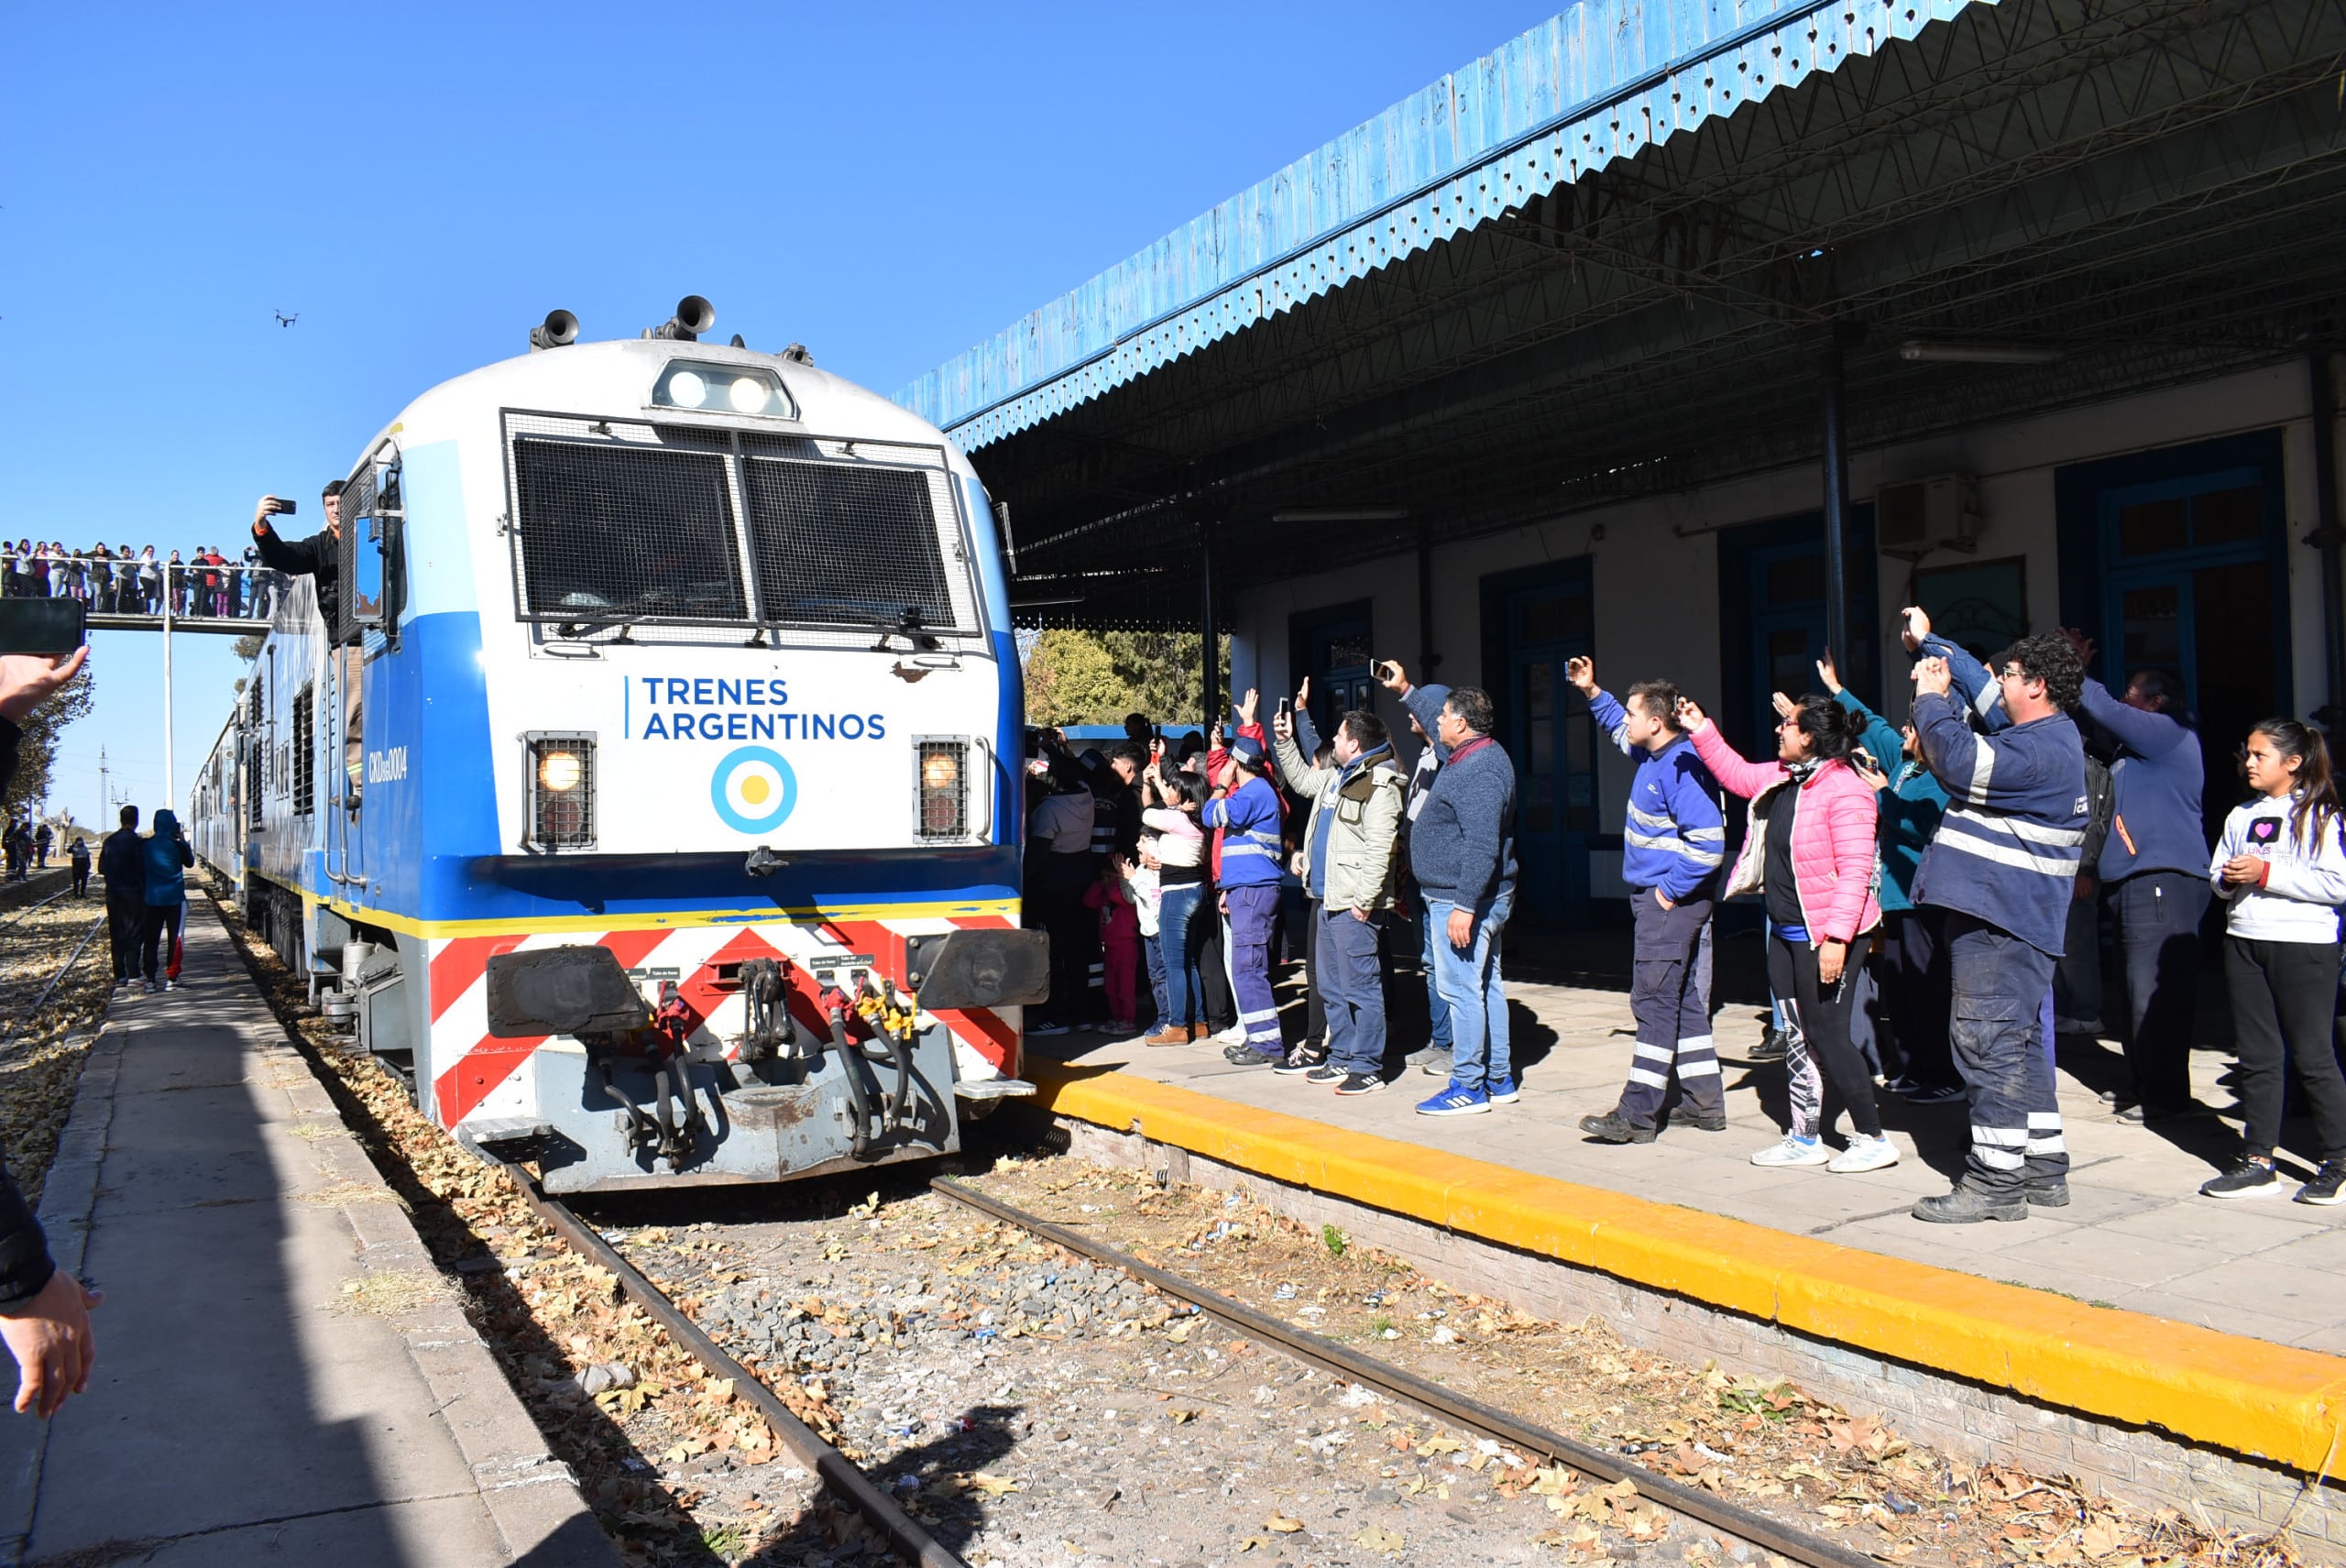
[1748,1027,1789,1064]
[1681,1113,1727,1133]
[1912,1183,2028,1223]
[1578,1111,1657,1145]
[2022,1176,2071,1207]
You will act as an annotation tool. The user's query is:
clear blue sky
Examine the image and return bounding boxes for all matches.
[2,0,1551,823]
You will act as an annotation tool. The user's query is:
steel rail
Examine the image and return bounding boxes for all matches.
[931,1176,1882,1568]
[0,880,74,930]
[497,1165,972,1568]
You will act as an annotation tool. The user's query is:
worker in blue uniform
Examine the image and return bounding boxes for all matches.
[1567,658,1730,1143]
[1205,732,1288,1065]
[1906,628,2091,1223]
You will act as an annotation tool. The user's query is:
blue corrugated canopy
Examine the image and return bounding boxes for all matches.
[898,0,1985,448]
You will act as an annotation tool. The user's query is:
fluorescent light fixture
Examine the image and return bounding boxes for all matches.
[1899,339,2065,366]
[1269,507,1411,523]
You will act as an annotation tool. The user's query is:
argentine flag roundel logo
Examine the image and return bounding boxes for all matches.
[710,746,797,833]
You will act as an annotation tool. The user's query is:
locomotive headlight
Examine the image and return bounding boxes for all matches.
[525,733,597,850]
[914,738,969,839]
[651,360,795,418]
[539,751,584,794]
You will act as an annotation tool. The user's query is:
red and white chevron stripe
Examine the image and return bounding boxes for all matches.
[423,914,1020,1128]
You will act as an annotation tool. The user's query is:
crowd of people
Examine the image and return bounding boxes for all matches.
[3,817,53,881]
[0,541,288,620]
[1026,604,2346,1224]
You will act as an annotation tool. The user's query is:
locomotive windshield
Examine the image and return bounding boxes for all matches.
[511,439,749,621]
[504,412,971,635]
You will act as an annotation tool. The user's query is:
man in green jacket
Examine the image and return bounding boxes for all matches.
[1271,705,1406,1095]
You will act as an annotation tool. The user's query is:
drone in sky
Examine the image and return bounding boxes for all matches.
[273,310,299,328]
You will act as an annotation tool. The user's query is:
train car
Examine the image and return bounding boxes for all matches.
[192,297,1044,1193]
[191,708,250,883]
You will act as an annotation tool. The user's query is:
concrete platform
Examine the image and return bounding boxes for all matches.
[0,903,616,1567]
[1030,969,2346,1479]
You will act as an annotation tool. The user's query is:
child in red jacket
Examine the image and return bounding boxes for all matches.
[1085,859,1143,1035]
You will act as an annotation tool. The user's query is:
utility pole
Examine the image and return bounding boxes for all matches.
[162,562,176,811]
[97,746,107,834]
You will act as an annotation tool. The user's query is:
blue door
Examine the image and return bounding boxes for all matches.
[1483,559,1597,924]
[1717,510,1879,758]
[2096,466,2287,833]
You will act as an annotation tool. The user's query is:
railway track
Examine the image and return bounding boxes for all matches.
[521,1164,1903,1568]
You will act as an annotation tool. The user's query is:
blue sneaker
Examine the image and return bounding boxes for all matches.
[1415,1081,1490,1117]
[1487,1077,1520,1104]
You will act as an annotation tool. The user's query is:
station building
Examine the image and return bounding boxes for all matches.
[901,0,2346,927]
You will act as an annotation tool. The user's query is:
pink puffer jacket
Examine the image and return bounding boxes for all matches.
[1688,722,1881,944]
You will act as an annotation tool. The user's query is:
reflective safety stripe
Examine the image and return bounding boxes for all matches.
[1978,1146,2026,1169]
[2027,1135,2067,1155]
[1964,742,1997,806]
[1626,804,1673,831]
[1971,1124,2028,1146]
[1222,841,1280,859]
[1239,1007,1281,1024]
[1633,1043,1674,1062]
[2027,1111,2064,1129]
[1678,1035,1716,1051]
[1627,1067,1670,1088]
[1684,826,1727,843]
[1935,830,2079,878]
[1677,1058,1722,1079]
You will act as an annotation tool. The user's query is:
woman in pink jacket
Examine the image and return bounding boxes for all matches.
[1680,693,1896,1175]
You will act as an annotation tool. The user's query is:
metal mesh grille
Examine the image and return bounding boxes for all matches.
[741,458,956,633]
[291,687,315,816]
[510,437,746,623]
[527,735,596,850]
[914,738,969,839]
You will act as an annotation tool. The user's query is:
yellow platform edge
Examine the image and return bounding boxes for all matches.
[1030,1063,2346,1475]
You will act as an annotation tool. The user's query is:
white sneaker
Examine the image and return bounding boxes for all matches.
[1213,1023,1248,1046]
[1750,1135,1830,1168]
[1826,1134,1900,1174]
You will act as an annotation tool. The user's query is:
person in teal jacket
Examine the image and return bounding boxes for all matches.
[1816,652,1961,1101]
[138,807,194,992]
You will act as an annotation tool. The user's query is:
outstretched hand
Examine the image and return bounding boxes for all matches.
[1674,695,1709,732]
[0,647,88,725]
[1376,660,1409,694]
[1815,647,1842,695]
[2061,625,2097,665]
[1899,606,1932,653]
[1770,690,1796,721]
[1564,655,1596,695]
[1272,710,1293,741]
[1913,656,1952,698]
[1233,688,1259,725]
[1296,676,1310,707]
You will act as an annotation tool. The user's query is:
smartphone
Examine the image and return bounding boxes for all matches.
[0,598,87,656]
[1276,696,1291,719]
[274,498,297,516]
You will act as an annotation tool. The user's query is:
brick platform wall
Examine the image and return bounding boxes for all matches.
[1058,1118,2341,1554]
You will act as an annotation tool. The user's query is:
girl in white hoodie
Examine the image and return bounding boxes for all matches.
[2205,718,2346,1202]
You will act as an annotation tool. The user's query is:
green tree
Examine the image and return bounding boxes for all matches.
[2,663,93,816]
[1022,629,1228,727]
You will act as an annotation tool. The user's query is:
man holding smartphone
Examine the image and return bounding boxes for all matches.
[254,480,363,795]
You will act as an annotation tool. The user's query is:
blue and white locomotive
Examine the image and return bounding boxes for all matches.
[192,298,1043,1193]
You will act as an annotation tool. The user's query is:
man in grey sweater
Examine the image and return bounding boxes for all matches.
[1380,663,1518,1115]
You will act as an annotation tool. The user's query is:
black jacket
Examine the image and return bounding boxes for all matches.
[0,718,56,1308]
[253,522,338,627]
[98,826,143,899]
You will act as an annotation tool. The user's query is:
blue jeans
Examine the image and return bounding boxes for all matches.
[1419,909,1453,1051]
[1157,882,1206,1029]
[1428,895,1509,1091]
[1317,905,1387,1076]
[1145,927,1170,1027]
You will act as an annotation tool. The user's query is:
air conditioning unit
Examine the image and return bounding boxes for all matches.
[1874,474,1980,559]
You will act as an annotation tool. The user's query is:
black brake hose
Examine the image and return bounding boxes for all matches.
[828,1014,873,1157]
